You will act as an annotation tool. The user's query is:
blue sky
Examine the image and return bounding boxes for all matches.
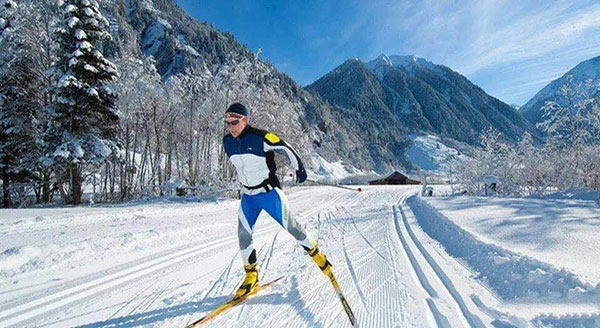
[173,0,600,105]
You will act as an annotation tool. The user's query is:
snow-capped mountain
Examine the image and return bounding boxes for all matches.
[307,54,538,145]
[520,55,600,125]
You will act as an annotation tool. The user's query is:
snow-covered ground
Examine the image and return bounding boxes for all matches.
[420,189,600,326]
[1,185,599,327]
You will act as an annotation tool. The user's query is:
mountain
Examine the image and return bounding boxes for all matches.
[520,55,600,125]
[307,54,537,145]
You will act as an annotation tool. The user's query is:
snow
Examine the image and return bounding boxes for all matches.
[424,193,600,285]
[308,154,365,182]
[157,16,172,29]
[87,87,98,97]
[175,34,201,57]
[83,63,98,73]
[406,134,469,174]
[71,49,83,57]
[85,17,99,27]
[72,139,84,159]
[141,22,166,55]
[56,95,75,105]
[93,137,111,158]
[77,41,92,51]
[366,54,444,77]
[3,0,17,8]
[65,4,77,13]
[67,16,79,28]
[52,145,70,159]
[83,7,94,17]
[103,85,114,96]
[68,57,78,67]
[74,29,87,40]
[92,49,103,59]
[57,73,75,88]
[1,186,599,327]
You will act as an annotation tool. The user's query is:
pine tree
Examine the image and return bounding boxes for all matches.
[49,0,120,205]
[0,0,16,40]
[0,0,45,207]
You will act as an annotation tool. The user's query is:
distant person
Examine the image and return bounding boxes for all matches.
[222,102,333,298]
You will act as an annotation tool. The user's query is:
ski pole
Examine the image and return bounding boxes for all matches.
[289,174,362,192]
[307,179,363,192]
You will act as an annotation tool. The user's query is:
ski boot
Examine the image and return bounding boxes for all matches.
[235,262,259,298]
[306,243,333,278]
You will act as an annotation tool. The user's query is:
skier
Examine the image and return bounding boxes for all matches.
[222,102,333,298]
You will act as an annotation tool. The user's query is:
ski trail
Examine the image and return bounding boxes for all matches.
[141,280,174,313]
[384,218,401,286]
[128,279,163,316]
[108,281,153,319]
[261,231,280,274]
[398,191,487,328]
[340,221,370,314]
[341,206,388,261]
[391,203,449,328]
[200,252,238,304]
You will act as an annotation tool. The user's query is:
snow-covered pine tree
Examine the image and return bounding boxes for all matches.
[0,0,16,40]
[0,0,46,207]
[49,0,120,205]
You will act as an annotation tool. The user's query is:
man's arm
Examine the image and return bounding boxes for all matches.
[263,132,302,169]
[263,132,307,182]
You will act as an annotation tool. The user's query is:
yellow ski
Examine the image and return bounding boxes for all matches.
[186,276,283,327]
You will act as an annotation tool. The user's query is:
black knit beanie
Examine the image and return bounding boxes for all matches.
[225,103,248,116]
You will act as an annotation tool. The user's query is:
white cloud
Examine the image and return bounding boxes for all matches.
[360,0,600,103]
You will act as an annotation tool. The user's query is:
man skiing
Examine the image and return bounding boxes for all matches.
[222,102,333,298]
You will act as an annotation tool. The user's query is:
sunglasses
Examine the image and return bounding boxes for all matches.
[225,119,240,126]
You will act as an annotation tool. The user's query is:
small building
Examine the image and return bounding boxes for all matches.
[369,171,421,185]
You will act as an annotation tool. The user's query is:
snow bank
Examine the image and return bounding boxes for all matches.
[425,194,600,284]
[529,188,600,202]
[533,312,600,327]
[408,196,600,302]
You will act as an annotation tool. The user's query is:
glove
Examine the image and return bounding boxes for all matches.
[296,167,307,183]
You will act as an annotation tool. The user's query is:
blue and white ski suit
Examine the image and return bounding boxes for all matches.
[223,126,313,265]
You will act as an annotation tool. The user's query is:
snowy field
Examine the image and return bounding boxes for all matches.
[1,186,599,327]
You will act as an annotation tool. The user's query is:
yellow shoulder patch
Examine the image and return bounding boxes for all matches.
[265,132,280,143]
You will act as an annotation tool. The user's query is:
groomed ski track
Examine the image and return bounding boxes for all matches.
[0,186,499,327]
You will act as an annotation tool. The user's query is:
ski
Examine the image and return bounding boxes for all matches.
[185,276,284,327]
[327,273,359,327]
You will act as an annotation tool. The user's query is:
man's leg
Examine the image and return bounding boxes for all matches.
[263,188,333,277]
[236,194,261,297]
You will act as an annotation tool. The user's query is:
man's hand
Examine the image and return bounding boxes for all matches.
[296,167,307,183]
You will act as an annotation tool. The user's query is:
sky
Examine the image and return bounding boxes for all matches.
[173,0,600,106]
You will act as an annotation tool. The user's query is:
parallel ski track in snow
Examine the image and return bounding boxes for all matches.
[395,191,486,328]
[0,191,347,328]
[254,189,410,328]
